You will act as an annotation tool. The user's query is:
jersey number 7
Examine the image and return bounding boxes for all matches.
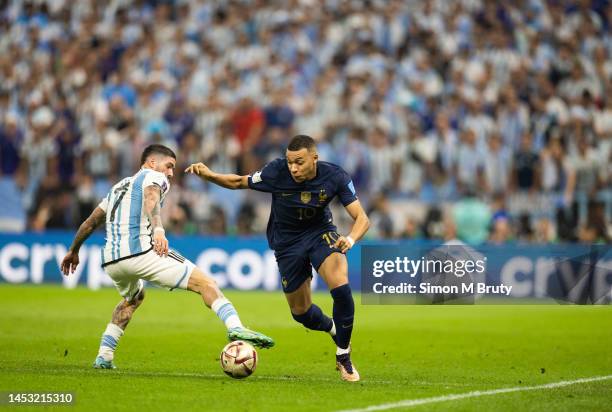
[110,182,130,222]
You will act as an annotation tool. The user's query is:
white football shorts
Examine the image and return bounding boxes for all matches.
[104,249,195,301]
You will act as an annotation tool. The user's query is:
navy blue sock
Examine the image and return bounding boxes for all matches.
[291,304,333,332]
[330,284,354,350]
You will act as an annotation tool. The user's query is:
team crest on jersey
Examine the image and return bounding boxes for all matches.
[281,277,288,288]
[318,189,327,203]
[300,192,311,204]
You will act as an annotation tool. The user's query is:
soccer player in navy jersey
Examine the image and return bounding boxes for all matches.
[186,135,370,381]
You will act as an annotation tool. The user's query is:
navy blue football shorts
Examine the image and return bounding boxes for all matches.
[274,228,343,293]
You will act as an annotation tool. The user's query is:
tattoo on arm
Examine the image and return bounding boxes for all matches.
[143,185,163,230]
[69,207,106,252]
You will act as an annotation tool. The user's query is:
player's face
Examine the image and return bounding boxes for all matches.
[152,155,176,179]
[286,148,317,182]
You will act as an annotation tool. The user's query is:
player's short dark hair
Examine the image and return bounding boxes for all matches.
[287,134,316,152]
[140,144,176,165]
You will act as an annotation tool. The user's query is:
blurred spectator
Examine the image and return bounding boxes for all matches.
[164,96,195,144]
[201,121,240,176]
[453,190,491,245]
[497,87,529,152]
[337,127,370,194]
[22,106,57,211]
[368,127,396,194]
[483,133,512,195]
[568,134,602,197]
[556,203,579,242]
[533,217,557,244]
[264,88,294,132]
[456,128,484,193]
[430,111,458,183]
[236,202,257,236]
[31,189,74,231]
[422,207,445,240]
[231,96,265,174]
[166,203,197,236]
[541,136,576,206]
[74,175,97,225]
[400,216,422,239]
[576,215,610,244]
[512,133,540,192]
[208,204,228,236]
[490,193,510,223]
[577,201,611,244]
[367,193,394,239]
[0,112,23,177]
[256,126,289,163]
[53,116,81,186]
[516,213,535,243]
[489,216,513,244]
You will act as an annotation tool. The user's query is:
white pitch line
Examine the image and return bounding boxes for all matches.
[337,375,612,412]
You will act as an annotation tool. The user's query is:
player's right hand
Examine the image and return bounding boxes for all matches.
[60,250,79,276]
[332,236,353,254]
[185,162,211,179]
[153,229,169,257]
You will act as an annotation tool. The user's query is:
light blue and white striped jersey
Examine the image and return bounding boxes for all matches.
[98,168,170,266]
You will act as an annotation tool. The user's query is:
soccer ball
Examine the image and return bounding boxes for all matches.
[220,341,257,379]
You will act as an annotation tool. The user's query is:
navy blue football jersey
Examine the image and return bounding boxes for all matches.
[248,158,358,249]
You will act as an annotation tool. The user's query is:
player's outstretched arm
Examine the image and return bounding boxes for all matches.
[61,207,106,275]
[185,162,249,190]
[333,200,370,253]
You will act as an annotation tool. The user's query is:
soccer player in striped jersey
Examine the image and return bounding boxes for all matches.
[60,144,274,370]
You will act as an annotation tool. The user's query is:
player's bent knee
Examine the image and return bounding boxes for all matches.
[188,268,221,295]
[290,303,311,317]
[284,280,312,315]
[124,288,145,308]
[286,296,312,316]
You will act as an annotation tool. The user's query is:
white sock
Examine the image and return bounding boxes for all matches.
[329,320,336,337]
[211,297,243,330]
[98,323,124,361]
[336,346,350,356]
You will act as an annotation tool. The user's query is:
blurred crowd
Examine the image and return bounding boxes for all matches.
[0,0,610,244]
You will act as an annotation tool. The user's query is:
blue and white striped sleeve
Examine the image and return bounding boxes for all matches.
[97,193,110,212]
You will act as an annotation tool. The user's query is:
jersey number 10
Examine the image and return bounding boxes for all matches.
[297,208,316,220]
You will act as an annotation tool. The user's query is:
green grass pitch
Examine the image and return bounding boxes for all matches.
[0,284,611,411]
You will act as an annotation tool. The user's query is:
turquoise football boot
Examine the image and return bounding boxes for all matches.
[93,356,116,369]
[228,327,275,349]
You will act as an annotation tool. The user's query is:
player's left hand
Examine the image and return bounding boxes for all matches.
[333,236,353,254]
[153,229,169,257]
[60,250,79,276]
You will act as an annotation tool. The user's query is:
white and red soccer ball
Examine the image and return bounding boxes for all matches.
[220,341,257,379]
